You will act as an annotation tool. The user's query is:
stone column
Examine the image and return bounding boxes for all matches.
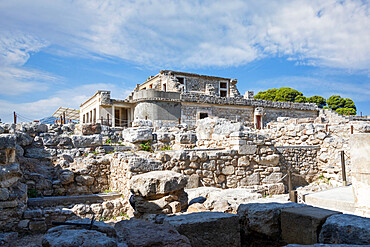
[349,133,370,217]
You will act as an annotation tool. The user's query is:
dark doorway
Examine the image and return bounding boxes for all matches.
[256,116,262,129]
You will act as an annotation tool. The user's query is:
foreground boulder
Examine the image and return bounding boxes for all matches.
[281,206,341,245]
[237,202,305,245]
[319,214,370,245]
[115,219,191,246]
[162,212,240,247]
[130,171,187,198]
[42,219,117,247]
[130,171,188,216]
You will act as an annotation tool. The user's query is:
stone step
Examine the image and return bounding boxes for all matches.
[27,192,122,207]
[304,186,355,214]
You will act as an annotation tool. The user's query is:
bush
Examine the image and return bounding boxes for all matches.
[140,141,152,152]
[327,95,345,110]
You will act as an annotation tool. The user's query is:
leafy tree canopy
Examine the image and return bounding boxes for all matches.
[275,87,303,102]
[254,88,278,101]
[307,95,326,108]
[327,95,356,115]
[336,108,356,115]
[326,95,345,110]
[294,95,307,103]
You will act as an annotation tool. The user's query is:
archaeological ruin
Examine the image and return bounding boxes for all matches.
[1,71,370,246]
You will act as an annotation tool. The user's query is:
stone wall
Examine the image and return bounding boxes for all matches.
[0,134,27,232]
[264,108,318,124]
[20,193,125,232]
[181,103,254,127]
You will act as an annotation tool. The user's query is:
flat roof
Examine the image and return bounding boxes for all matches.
[52,107,80,121]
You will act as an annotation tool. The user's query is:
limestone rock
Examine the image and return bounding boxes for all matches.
[130,171,187,198]
[132,119,153,128]
[281,206,341,245]
[255,154,280,165]
[319,214,370,245]
[128,157,163,172]
[71,134,103,147]
[59,170,74,185]
[175,132,197,144]
[115,219,191,247]
[0,163,22,188]
[0,134,16,149]
[15,131,33,146]
[163,212,240,247]
[42,229,117,247]
[122,127,152,143]
[81,123,102,135]
[237,202,306,241]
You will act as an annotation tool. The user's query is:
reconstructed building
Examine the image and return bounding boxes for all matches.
[79,70,319,128]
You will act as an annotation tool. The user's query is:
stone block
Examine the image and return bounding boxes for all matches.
[130,171,187,198]
[163,212,240,247]
[0,163,22,188]
[128,157,163,172]
[237,202,305,241]
[29,221,47,232]
[0,134,16,150]
[319,214,370,245]
[281,206,341,245]
[71,134,103,147]
[123,127,152,143]
[115,219,191,246]
[238,144,257,155]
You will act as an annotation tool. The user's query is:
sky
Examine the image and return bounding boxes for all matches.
[0,0,369,123]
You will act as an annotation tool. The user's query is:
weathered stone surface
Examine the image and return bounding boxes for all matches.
[175,132,197,144]
[133,194,181,214]
[163,212,240,247]
[128,157,163,172]
[123,127,152,143]
[255,154,280,165]
[29,220,47,232]
[0,188,9,200]
[281,206,341,245]
[0,232,18,246]
[205,188,262,212]
[16,131,33,146]
[24,147,55,158]
[238,144,258,155]
[59,170,74,185]
[0,163,22,188]
[262,172,282,184]
[130,171,187,198]
[115,219,191,247]
[71,134,103,147]
[240,173,260,186]
[0,134,16,149]
[75,175,94,185]
[42,229,117,247]
[132,119,153,128]
[81,123,102,135]
[319,214,370,245]
[237,202,305,241]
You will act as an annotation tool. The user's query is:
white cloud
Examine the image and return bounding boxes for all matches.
[0,0,368,70]
[0,83,133,123]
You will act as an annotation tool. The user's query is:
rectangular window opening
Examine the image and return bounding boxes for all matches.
[220,82,227,88]
[220,90,227,97]
[199,113,208,119]
[176,77,184,84]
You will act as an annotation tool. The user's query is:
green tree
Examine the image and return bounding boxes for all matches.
[254,88,278,101]
[326,95,345,110]
[307,95,326,108]
[274,87,303,102]
[294,95,307,103]
[344,98,356,110]
[336,108,356,115]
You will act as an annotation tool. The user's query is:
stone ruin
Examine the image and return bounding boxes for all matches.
[0,109,369,246]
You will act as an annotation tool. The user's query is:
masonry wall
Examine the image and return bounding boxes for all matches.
[264,108,318,124]
[181,103,254,127]
[134,101,181,122]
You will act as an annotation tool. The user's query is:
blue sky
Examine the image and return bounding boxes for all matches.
[0,0,369,123]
